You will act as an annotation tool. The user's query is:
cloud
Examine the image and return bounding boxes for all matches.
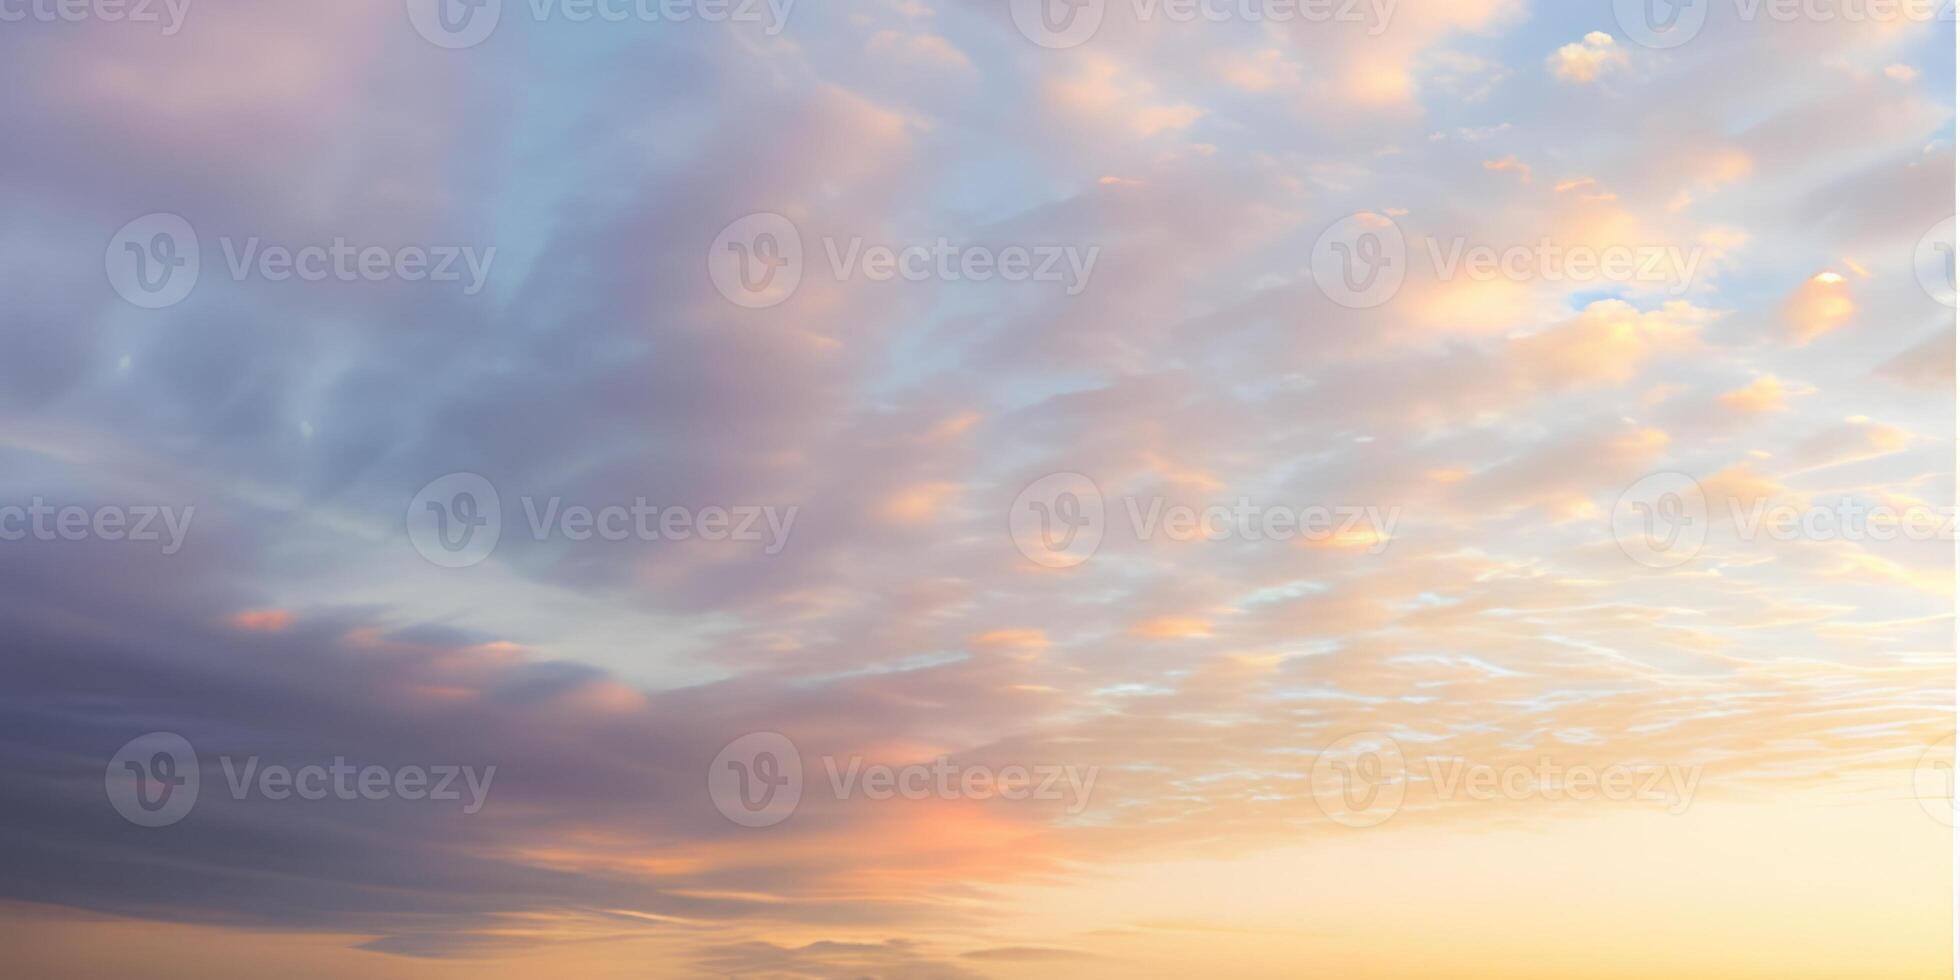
[1548,32,1629,84]
[1718,375,1792,414]
[0,0,1950,972]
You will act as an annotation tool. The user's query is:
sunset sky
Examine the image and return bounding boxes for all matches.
[0,0,1954,977]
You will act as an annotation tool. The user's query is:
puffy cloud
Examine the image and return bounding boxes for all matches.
[0,0,1950,972]
[1548,32,1629,84]
[1718,375,1793,414]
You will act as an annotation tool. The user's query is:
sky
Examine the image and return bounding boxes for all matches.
[0,0,1954,977]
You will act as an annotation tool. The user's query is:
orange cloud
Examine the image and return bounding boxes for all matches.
[227,609,294,632]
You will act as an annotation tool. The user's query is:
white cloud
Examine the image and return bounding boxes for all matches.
[1549,32,1629,84]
